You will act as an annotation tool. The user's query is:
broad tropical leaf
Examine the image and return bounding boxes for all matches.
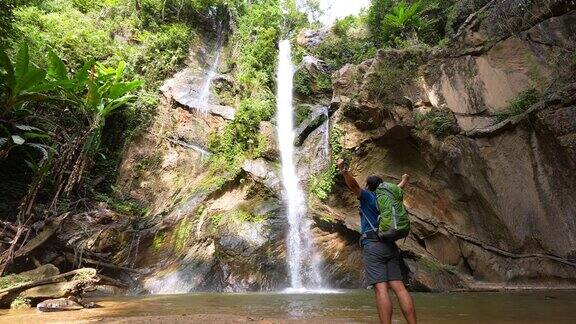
[15,65,47,94]
[0,50,15,90]
[47,50,68,81]
[108,80,143,100]
[14,43,29,83]
[115,61,126,82]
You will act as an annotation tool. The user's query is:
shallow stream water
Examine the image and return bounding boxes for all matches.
[2,290,576,323]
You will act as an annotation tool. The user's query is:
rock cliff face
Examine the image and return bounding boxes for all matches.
[117,1,576,292]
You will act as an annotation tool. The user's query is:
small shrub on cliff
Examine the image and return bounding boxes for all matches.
[294,69,314,96]
[367,51,423,103]
[296,105,312,125]
[493,88,539,123]
[415,110,458,137]
[309,127,347,201]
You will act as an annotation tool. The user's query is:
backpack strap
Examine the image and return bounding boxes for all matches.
[360,210,378,233]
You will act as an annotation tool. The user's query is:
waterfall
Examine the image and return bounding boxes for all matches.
[276,39,324,291]
[322,106,330,159]
[195,24,223,114]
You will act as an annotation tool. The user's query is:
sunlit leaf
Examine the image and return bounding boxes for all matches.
[47,50,68,81]
[15,124,43,132]
[108,80,142,100]
[115,61,126,82]
[14,43,29,83]
[0,137,7,147]
[75,59,95,84]
[11,135,25,145]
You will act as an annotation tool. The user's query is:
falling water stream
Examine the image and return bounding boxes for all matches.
[276,39,325,291]
[195,23,223,114]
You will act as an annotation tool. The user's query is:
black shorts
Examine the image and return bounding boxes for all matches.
[362,240,402,286]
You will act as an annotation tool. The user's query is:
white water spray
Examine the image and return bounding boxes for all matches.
[276,39,324,291]
[195,25,223,114]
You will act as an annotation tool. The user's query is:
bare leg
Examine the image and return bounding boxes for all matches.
[389,280,417,324]
[373,282,392,324]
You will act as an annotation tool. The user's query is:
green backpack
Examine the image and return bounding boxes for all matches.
[366,182,410,241]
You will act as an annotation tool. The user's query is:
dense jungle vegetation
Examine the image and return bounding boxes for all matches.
[0,0,486,272]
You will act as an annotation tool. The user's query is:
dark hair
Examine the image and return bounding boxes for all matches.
[366,175,383,191]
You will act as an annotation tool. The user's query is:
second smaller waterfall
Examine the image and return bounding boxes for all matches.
[195,25,224,114]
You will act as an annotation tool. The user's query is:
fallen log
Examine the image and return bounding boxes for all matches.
[64,252,142,274]
[0,268,95,295]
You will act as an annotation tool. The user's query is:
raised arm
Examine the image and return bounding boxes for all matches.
[337,159,362,198]
[398,174,410,189]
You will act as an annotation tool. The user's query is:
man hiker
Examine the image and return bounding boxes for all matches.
[337,159,417,324]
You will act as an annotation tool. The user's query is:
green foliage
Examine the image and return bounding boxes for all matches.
[232,209,266,223]
[415,109,457,137]
[367,0,449,47]
[311,22,376,70]
[493,88,539,123]
[0,274,28,290]
[419,257,442,272]
[233,0,282,95]
[333,15,358,38]
[309,126,345,200]
[138,0,232,28]
[151,232,166,252]
[172,216,194,252]
[0,44,65,164]
[294,69,313,96]
[131,23,194,87]
[309,165,338,200]
[0,0,16,49]
[96,193,149,217]
[10,296,31,309]
[367,51,423,103]
[295,104,312,125]
[209,96,275,165]
[293,69,332,96]
[14,3,120,70]
[316,71,332,92]
[210,208,266,227]
[209,213,224,227]
[209,0,304,169]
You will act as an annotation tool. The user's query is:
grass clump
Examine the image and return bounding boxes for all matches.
[493,88,539,123]
[0,274,28,290]
[367,51,424,103]
[415,110,458,137]
[96,193,149,217]
[151,232,166,252]
[295,105,312,125]
[10,297,31,309]
[418,257,443,272]
[311,15,376,70]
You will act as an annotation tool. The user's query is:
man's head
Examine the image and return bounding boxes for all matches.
[366,175,383,191]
